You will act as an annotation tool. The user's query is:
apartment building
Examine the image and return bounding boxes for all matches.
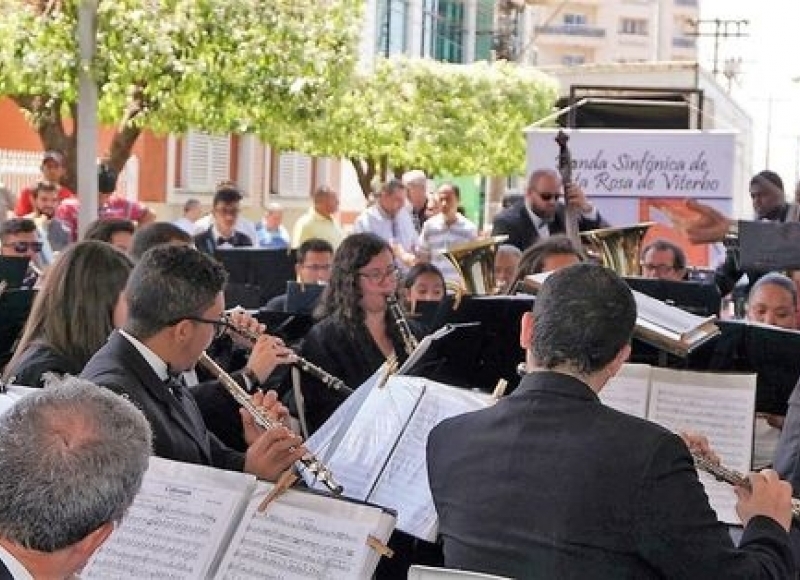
[526,0,699,66]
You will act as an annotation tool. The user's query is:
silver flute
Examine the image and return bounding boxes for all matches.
[197,352,343,495]
[691,451,800,521]
[223,314,353,395]
[386,294,418,357]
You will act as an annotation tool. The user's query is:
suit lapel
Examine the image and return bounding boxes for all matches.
[112,333,213,463]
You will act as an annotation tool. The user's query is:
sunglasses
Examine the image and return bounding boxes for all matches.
[9,241,43,253]
[537,191,562,202]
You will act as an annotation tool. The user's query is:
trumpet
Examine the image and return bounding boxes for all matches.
[691,451,800,521]
[197,352,343,496]
[223,314,354,396]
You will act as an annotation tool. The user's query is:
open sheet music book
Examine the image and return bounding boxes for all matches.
[306,374,494,541]
[81,456,395,580]
[524,273,719,356]
[600,363,756,525]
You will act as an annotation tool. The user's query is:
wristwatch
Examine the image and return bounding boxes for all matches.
[723,220,739,251]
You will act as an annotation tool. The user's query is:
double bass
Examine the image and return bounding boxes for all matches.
[555,130,581,248]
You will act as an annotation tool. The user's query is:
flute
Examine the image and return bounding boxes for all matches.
[197,352,343,496]
[224,314,354,395]
[691,451,800,521]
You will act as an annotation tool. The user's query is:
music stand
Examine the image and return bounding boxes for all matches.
[0,257,30,289]
[285,282,325,316]
[624,277,722,317]
[214,248,296,308]
[405,295,534,393]
[0,289,36,368]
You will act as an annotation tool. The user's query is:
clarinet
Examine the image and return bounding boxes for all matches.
[223,314,354,395]
[691,451,800,521]
[197,352,343,496]
[386,294,419,357]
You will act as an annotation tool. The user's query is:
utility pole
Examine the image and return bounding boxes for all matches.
[687,19,748,78]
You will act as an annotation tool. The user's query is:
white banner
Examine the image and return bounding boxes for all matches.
[525,129,735,200]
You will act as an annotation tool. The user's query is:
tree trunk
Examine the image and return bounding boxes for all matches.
[349,156,378,200]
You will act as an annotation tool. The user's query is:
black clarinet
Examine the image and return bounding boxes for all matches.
[386,294,418,357]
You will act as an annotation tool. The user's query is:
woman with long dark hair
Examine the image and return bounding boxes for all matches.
[4,241,133,387]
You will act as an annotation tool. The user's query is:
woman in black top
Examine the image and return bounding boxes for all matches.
[4,241,132,387]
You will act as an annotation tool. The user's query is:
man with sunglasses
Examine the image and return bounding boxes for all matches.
[0,218,44,288]
[491,168,608,251]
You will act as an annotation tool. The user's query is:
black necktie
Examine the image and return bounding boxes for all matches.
[217,236,234,246]
[164,373,186,400]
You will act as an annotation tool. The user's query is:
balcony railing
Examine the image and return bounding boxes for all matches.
[672,36,696,48]
[535,25,606,38]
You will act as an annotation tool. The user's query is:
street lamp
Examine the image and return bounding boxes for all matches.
[77,0,99,239]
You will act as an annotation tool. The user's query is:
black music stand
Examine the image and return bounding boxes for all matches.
[0,289,36,368]
[0,257,30,289]
[405,295,534,393]
[255,310,316,345]
[214,248,295,309]
[285,282,325,316]
[624,277,722,317]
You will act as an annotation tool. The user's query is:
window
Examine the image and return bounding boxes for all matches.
[620,18,648,35]
[181,131,231,192]
[563,13,587,27]
[433,0,465,63]
[562,54,586,65]
[274,152,313,198]
[376,0,407,56]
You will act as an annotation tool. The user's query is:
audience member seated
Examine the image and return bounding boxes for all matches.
[84,218,136,253]
[24,181,70,258]
[13,150,74,217]
[493,244,522,294]
[194,186,253,254]
[746,272,799,468]
[130,221,193,262]
[640,239,688,281]
[3,241,133,387]
[255,202,290,249]
[1,218,46,287]
[0,377,152,580]
[264,238,333,314]
[506,235,584,293]
[292,185,344,250]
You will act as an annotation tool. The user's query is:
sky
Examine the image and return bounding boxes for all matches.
[699,0,800,187]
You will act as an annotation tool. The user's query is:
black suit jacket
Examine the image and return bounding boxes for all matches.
[81,331,245,472]
[427,371,794,580]
[193,227,253,255]
[0,559,14,580]
[490,201,608,251]
[4,342,82,388]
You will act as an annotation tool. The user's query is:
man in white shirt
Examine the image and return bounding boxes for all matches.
[173,198,203,236]
[353,179,417,268]
[417,182,478,286]
[0,377,152,580]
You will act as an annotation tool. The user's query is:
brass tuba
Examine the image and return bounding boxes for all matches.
[580,223,655,276]
[442,235,508,295]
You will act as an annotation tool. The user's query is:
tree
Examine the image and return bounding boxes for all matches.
[278,56,559,197]
[0,0,361,192]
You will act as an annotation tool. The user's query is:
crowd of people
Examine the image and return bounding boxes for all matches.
[2,148,800,579]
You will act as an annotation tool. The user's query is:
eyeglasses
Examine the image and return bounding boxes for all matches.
[536,191,562,202]
[302,264,333,272]
[167,315,233,340]
[7,241,43,254]
[358,265,400,284]
[641,263,675,275]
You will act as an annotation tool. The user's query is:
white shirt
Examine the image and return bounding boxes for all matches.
[173,216,199,236]
[525,203,599,239]
[352,204,417,253]
[417,213,479,284]
[118,329,170,382]
[195,215,258,244]
[0,544,34,580]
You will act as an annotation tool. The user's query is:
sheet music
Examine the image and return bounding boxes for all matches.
[647,368,756,525]
[82,457,256,579]
[368,376,493,541]
[314,379,424,501]
[599,364,651,418]
[215,483,394,580]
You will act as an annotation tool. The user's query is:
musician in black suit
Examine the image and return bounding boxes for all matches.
[490,168,608,251]
[0,378,152,580]
[427,263,794,579]
[193,186,253,255]
[81,244,305,480]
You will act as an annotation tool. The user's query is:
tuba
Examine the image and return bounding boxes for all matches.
[580,223,655,276]
[442,235,508,295]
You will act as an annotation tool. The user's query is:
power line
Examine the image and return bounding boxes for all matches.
[686,18,748,77]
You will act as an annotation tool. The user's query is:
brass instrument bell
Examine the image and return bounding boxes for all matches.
[442,235,508,295]
[580,223,654,277]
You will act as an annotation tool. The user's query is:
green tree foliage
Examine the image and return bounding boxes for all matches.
[280,56,559,196]
[0,0,361,191]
